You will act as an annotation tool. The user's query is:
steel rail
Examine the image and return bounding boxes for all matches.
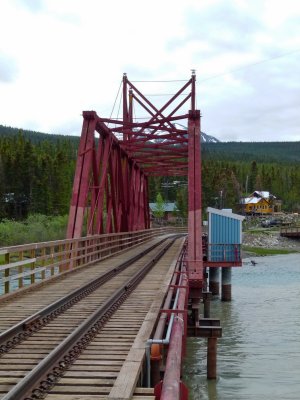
[2,236,179,400]
[0,236,171,355]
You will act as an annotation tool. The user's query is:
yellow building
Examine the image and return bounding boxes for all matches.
[241,191,281,215]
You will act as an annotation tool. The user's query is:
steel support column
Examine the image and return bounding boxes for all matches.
[187,107,203,297]
[67,112,97,239]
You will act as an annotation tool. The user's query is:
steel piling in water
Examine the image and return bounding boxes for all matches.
[207,337,217,379]
[221,267,232,301]
[209,267,220,295]
[203,291,212,318]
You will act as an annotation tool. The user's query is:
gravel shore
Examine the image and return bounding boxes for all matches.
[242,229,300,256]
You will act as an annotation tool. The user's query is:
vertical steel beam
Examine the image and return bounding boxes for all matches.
[123,73,129,141]
[67,112,97,239]
[187,106,203,291]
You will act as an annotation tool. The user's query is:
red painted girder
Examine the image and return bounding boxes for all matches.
[142,166,188,173]
[187,108,203,287]
[143,163,188,169]
[119,132,188,140]
[99,114,189,126]
[131,80,192,138]
[128,80,180,131]
[132,148,187,155]
[67,112,97,239]
[123,141,188,149]
[132,141,187,147]
[114,127,187,136]
[131,94,191,140]
[121,130,187,143]
[130,89,178,130]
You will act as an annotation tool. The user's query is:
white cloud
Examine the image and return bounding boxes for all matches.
[0,0,299,141]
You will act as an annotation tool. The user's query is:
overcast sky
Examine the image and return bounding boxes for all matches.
[0,0,299,142]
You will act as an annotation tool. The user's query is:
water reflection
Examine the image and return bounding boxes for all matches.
[183,254,300,400]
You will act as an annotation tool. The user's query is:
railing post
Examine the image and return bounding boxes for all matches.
[50,246,55,275]
[58,244,63,273]
[30,249,35,284]
[41,247,46,279]
[18,251,23,289]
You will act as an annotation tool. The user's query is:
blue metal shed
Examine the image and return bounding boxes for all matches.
[207,207,245,263]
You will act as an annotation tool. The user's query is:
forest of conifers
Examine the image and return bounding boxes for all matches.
[1,124,300,220]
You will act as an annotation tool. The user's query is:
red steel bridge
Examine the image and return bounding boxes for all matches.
[0,73,242,399]
[67,72,203,290]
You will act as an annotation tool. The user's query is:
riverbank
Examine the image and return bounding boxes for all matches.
[242,228,300,257]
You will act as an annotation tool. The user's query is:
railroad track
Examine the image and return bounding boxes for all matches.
[0,235,173,334]
[0,235,184,399]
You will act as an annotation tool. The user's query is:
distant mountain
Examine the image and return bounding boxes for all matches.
[201,131,220,143]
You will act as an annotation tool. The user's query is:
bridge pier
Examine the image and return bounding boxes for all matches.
[209,267,220,296]
[221,267,232,301]
[203,291,212,318]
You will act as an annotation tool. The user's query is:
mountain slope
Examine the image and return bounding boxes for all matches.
[201,131,220,143]
[1,124,299,163]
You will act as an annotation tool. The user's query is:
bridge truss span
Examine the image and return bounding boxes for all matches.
[67,72,203,295]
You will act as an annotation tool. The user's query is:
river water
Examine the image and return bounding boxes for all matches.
[183,254,300,400]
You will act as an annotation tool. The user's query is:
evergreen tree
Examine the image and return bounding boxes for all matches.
[176,187,188,218]
[153,193,165,218]
[248,161,258,193]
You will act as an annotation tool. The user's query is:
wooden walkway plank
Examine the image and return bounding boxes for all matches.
[0,237,185,399]
[108,237,185,400]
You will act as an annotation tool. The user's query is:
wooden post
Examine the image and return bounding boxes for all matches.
[58,244,63,273]
[41,247,46,280]
[30,249,35,284]
[50,246,55,275]
[18,251,23,289]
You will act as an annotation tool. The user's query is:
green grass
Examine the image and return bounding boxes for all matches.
[245,227,280,235]
[0,214,68,247]
[242,245,299,256]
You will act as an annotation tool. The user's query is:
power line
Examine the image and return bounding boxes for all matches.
[144,93,190,96]
[131,79,188,83]
[198,48,300,84]
[109,80,122,119]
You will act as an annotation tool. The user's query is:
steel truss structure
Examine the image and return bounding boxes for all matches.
[67,72,203,287]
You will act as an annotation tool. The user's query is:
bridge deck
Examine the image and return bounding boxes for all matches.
[0,236,172,333]
[0,235,185,399]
